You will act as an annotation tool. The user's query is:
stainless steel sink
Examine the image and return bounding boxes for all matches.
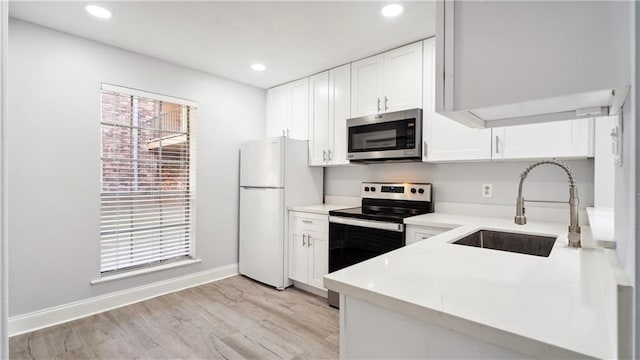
[452,230,556,257]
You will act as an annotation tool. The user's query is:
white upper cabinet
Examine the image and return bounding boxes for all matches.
[493,119,594,160]
[351,42,422,117]
[328,64,351,166]
[309,65,351,166]
[309,71,330,166]
[436,1,631,128]
[266,85,289,138]
[289,78,310,140]
[266,78,309,140]
[383,42,423,113]
[351,54,384,117]
[422,38,492,162]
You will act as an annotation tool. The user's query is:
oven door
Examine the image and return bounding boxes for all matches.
[328,217,405,273]
[347,109,422,161]
[327,217,405,308]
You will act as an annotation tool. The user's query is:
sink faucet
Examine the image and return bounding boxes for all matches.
[514,159,581,248]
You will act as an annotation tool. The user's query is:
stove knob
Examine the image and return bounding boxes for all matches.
[410,188,417,194]
[371,186,376,192]
[418,188,425,194]
[364,186,370,192]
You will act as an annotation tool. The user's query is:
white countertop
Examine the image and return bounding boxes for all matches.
[288,203,356,215]
[324,212,614,359]
[586,207,615,249]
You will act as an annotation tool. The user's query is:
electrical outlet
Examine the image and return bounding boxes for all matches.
[482,184,493,198]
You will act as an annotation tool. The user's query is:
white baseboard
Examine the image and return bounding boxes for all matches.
[8,263,238,337]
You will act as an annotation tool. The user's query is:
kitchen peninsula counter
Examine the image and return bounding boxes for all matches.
[324,213,619,359]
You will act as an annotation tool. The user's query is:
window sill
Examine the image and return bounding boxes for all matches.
[90,258,202,285]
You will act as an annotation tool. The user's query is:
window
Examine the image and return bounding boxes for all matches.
[100,84,196,274]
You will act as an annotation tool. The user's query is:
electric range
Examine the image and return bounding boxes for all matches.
[327,182,433,307]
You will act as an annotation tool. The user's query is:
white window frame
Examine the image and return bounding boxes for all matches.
[97,83,198,279]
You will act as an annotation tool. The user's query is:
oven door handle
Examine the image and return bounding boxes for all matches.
[329,216,404,232]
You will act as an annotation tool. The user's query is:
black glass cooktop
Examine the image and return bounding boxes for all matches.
[329,204,432,224]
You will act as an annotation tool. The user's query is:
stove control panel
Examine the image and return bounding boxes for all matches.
[361,182,432,202]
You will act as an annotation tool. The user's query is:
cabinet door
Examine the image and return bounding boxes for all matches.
[329,64,351,165]
[289,232,308,283]
[307,231,328,290]
[494,119,593,160]
[383,42,423,113]
[351,54,384,117]
[288,78,309,140]
[422,38,492,162]
[266,85,289,137]
[308,72,330,166]
[406,225,448,246]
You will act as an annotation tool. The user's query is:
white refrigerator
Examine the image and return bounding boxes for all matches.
[239,137,323,289]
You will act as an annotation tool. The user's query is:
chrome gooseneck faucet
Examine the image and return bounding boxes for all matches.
[515,159,581,248]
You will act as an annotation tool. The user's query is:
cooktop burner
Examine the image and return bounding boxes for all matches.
[329,182,433,224]
[329,206,430,223]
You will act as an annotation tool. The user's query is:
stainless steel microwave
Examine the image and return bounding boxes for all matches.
[347,108,422,162]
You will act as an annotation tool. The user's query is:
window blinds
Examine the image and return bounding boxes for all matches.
[100,85,195,274]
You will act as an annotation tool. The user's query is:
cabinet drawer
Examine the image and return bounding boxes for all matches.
[406,225,451,245]
[290,212,328,234]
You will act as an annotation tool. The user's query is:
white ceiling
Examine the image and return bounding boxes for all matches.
[9,1,435,89]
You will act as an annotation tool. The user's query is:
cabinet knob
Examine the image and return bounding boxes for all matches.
[384,96,388,111]
[377,97,381,113]
[302,234,307,246]
[328,149,333,161]
[323,150,327,162]
[307,235,312,247]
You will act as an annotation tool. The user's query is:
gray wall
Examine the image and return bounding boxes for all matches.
[0,2,7,358]
[325,160,594,208]
[8,20,265,316]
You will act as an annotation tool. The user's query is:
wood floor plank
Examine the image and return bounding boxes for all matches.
[9,276,339,360]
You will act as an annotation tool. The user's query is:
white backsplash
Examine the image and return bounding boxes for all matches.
[324,159,595,209]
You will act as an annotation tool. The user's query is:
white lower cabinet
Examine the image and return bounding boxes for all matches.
[406,225,450,245]
[288,211,328,290]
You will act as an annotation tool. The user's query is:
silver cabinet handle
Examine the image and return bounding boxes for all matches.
[302,220,313,224]
[307,234,312,247]
[495,136,500,154]
[302,234,307,246]
[384,96,388,111]
[377,97,381,113]
[323,150,327,161]
[328,149,332,160]
[423,141,427,158]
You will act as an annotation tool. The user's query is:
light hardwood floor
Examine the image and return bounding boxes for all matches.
[9,276,339,360]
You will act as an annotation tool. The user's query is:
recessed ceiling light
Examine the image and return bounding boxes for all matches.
[251,63,266,72]
[381,3,403,18]
[86,5,112,19]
